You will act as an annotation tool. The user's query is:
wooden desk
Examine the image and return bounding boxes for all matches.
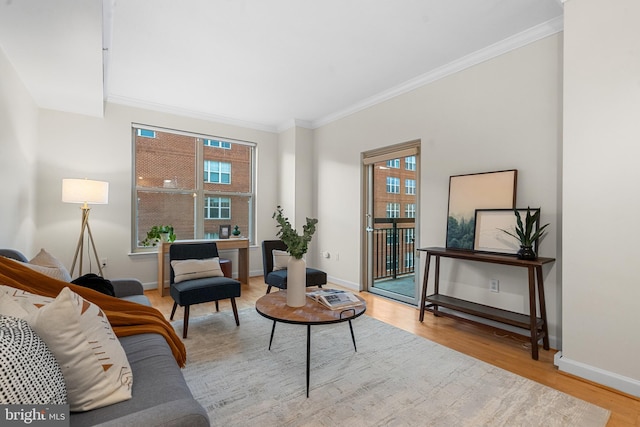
[417,247,555,360]
[157,238,250,297]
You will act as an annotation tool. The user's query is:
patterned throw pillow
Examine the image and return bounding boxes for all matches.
[272,249,291,271]
[25,287,133,411]
[171,257,224,283]
[0,314,67,404]
[0,284,54,315]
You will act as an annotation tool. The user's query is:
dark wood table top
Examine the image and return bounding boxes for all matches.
[255,290,366,325]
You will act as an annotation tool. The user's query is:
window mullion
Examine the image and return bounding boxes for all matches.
[194,138,205,239]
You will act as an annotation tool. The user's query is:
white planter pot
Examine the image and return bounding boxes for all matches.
[286,257,307,307]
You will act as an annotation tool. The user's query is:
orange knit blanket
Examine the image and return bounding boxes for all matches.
[0,256,186,367]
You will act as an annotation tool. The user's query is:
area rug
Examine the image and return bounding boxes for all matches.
[174,309,610,427]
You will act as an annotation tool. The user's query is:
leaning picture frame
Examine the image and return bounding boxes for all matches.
[445,169,517,251]
[219,225,231,239]
[473,208,541,255]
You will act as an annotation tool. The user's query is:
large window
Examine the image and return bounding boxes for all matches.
[133,125,255,249]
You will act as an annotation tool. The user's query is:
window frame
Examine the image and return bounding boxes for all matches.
[132,124,256,251]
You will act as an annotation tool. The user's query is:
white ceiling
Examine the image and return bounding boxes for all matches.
[0,0,564,132]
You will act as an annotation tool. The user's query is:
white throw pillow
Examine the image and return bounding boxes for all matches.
[0,284,54,315]
[25,287,133,412]
[0,291,30,318]
[15,249,72,282]
[0,315,67,405]
[171,257,224,283]
[272,249,290,271]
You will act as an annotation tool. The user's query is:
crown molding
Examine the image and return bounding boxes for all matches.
[277,118,314,133]
[106,95,279,133]
[311,16,564,129]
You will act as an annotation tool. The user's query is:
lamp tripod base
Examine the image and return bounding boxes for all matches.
[70,206,104,278]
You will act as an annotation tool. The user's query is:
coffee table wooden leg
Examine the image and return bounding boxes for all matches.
[268,320,276,350]
[348,320,357,352]
[306,325,311,398]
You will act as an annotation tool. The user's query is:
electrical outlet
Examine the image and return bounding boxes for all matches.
[489,279,499,293]
[100,258,108,268]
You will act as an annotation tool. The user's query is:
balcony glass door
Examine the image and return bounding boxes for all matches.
[361,141,420,305]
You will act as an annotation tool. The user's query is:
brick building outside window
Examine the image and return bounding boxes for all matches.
[133,126,255,249]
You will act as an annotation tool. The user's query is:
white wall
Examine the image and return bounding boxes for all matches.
[0,46,38,252]
[314,35,563,346]
[559,0,640,397]
[33,103,279,285]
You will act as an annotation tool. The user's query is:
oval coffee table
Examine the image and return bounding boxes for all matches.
[255,290,366,397]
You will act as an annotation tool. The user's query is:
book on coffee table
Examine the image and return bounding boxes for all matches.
[306,289,363,310]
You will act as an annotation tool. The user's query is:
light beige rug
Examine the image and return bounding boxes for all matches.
[175,309,610,427]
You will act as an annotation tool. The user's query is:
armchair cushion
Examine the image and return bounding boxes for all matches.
[171,257,224,283]
[265,267,327,288]
[272,249,290,271]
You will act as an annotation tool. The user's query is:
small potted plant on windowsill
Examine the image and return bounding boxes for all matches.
[499,207,549,260]
[141,225,176,247]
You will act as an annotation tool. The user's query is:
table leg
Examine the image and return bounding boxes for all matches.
[528,267,539,360]
[306,325,311,398]
[419,254,432,321]
[268,320,276,350]
[536,266,550,350]
[348,320,358,352]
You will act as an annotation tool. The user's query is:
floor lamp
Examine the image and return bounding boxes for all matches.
[62,178,109,277]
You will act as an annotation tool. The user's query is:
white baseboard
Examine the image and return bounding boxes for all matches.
[554,351,640,398]
[326,275,360,292]
[142,282,156,291]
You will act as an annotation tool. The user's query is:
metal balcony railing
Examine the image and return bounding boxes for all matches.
[372,218,415,280]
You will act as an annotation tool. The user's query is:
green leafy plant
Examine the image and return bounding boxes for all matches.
[272,206,318,259]
[141,225,176,247]
[499,207,549,247]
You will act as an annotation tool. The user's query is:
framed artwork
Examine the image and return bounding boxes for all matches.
[219,225,231,239]
[473,208,540,255]
[445,169,517,250]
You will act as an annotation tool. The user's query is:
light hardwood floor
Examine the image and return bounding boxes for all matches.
[146,277,639,426]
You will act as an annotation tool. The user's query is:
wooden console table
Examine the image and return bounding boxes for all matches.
[417,247,555,360]
[157,238,250,297]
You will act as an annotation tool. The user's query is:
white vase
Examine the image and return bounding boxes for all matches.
[286,257,307,307]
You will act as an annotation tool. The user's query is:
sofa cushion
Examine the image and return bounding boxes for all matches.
[70,333,209,427]
[26,287,133,411]
[0,314,67,405]
[171,257,223,283]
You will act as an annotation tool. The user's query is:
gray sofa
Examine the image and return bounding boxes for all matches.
[0,249,209,427]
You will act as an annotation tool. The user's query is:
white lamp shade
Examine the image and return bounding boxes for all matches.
[62,179,109,204]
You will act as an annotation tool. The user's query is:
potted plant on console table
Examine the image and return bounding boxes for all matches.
[272,206,318,307]
[499,207,549,260]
